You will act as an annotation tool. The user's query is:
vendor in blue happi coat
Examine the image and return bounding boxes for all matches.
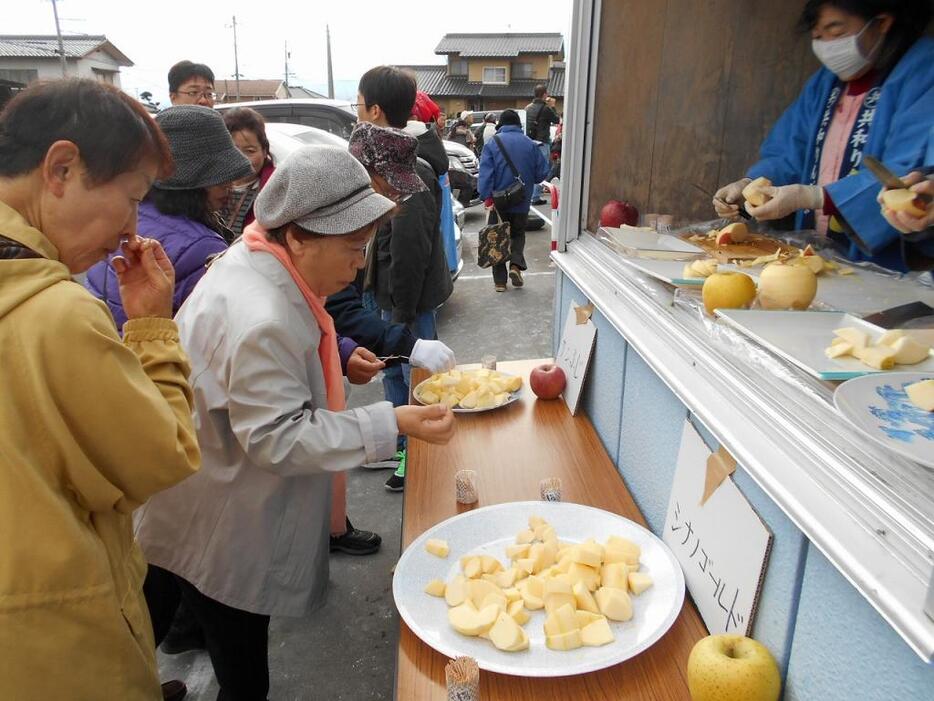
[713,0,933,272]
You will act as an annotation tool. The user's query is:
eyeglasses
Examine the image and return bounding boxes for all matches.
[175,89,217,100]
[351,102,366,110]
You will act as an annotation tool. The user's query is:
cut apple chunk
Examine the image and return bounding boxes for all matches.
[424,579,446,597]
[882,188,928,218]
[445,575,468,607]
[573,580,601,614]
[906,379,934,411]
[425,539,449,558]
[628,572,654,596]
[448,602,499,636]
[581,617,615,647]
[890,336,930,365]
[546,629,583,651]
[595,586,634,622]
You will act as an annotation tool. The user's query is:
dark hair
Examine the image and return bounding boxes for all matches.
[168,60,215,93]
[534,84,548,99]
[497,109,522,129]
[0,79,173,184]
[223,107,270,155]
[798,0,932,71]
[484,112,496,123]
[146,187,217,229]
[358,66,417,128]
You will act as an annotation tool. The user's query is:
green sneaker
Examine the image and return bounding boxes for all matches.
[385,451,406,492]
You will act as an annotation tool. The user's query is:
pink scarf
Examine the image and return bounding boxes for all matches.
[242,224,345,412]
[242,224,349,534]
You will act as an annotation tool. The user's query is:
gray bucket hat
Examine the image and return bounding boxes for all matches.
[153,105,253,190]
[255,145,396,235]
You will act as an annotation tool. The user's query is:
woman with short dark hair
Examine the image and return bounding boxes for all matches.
[0,78,200,700]
[86,105,253,328]
[714,0,933,271]
[222,107,276,237]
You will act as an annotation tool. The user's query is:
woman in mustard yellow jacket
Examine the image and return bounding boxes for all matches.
[0,80,200,700]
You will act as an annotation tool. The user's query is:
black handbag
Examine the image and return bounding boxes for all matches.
[491,136,527,211]
[477,208,512,269]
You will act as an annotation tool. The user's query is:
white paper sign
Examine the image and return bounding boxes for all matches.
[663,421,772,636]
[556,303,597,415]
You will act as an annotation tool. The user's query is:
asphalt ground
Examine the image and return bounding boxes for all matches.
[157,203,556,699]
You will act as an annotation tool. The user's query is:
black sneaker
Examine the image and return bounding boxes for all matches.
[385,473,405,492]
[330,517,382,555]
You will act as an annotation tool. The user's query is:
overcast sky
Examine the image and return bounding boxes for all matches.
[11,0,572,105]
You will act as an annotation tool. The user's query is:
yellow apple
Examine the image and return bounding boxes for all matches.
[702,272,757,315]
[687,634,781,701]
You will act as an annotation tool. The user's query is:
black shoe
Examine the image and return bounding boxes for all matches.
[531,197,547,205]
[509,267,524,287]
[161,680,187,701]
[385,473,405,492]
[330,517,382,555]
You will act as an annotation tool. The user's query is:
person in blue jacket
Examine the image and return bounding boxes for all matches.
[478,109,551,292]
[714,0,933,272]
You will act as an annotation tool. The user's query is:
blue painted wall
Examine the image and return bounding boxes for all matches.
[785,547,934,701]
[554,271,934,695]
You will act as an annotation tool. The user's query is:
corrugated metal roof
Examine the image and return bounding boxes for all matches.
[435,33,564,58]
[401,64,565,99]
[0,35,132,66]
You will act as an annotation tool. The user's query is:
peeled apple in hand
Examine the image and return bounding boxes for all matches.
[599,199,640,228]
[882,188,928,218]
[757,261,817,310]
[702,272,757,315]
[687,634,781,701]
[742,177,773,207]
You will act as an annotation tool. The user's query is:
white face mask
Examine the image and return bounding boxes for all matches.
[811,17,883,81]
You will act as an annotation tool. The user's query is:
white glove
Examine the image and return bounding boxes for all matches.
[746,184,823,221]
[409,339,456,373]
[713,178,751,218]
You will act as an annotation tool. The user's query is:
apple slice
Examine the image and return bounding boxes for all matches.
[425,538,449,558]
[424,579,446,597]
[882,188,928,218]
[448,602,499,636]
[628,572,654,596]
[508,599,530,625]
[905,379,934,411]
[854,345,896,370]
[876,329,905,347]
[595,586,634,622]
[825,342,853,359]
[546,629,583,651]
[581,617,615,647]
[489,611,527,652]
[833,327,869,351]
[890,336,930,365]
[573,580,601,614]
[445,575,468,607]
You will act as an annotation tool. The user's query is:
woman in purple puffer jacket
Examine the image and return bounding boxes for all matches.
[86,105,252,329]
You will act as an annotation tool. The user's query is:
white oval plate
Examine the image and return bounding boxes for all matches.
[413,371,521,414]
[834,372,934,470]
[392,501,686,677]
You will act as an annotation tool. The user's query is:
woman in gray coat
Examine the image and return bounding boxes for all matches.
[135,145,455,700]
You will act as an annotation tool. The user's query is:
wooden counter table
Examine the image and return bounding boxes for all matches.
[396,359,707,700]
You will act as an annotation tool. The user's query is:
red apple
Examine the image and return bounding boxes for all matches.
[599,199,639,228]
[530,363,567,400]
[715,231,733,246]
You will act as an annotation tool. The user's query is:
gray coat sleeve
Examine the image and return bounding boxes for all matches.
[226,321,398,475]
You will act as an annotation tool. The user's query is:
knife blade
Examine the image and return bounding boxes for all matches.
[864,156,933,205]
[862,301,934,329]
[692,183,752,220]
[864,156,909,190]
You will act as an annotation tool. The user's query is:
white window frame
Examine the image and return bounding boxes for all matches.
[482,66,507,85]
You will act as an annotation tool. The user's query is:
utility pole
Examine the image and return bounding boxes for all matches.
[231,15,241,101]
[50,0,67,78]
[284,41,290,89]
[326,25,334,99]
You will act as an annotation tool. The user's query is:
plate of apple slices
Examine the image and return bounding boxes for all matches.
[413,368,522,413]
[392,501,686,677]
